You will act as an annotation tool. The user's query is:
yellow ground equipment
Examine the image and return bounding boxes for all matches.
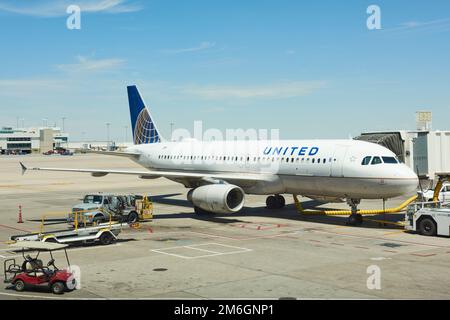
[135,195,153,221]
[293,194,418,216]
[432,173,450,202]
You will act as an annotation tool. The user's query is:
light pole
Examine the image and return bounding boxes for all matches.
[61,117,66,132]
[170,122,174,141]
[42,118,48,127]
[106,123,111,149]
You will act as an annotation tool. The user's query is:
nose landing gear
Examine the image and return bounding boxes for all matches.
[266,195,286,209]
[346,198,363,225]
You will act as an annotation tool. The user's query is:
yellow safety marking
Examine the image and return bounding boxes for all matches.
[383,230,407,236]
[364,218,405,227]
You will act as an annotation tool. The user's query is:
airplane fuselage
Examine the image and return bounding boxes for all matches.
[126,139,418,200]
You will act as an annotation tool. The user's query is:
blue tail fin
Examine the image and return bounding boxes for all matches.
[127,85,162,144]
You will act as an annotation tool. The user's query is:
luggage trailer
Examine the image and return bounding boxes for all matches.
[10,222,123,246]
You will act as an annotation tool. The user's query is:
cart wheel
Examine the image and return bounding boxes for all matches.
[99,232,114,245]
[418,218,437,236]
[127,211,139,224]
[51,281,65,295]
[14,280,25,292]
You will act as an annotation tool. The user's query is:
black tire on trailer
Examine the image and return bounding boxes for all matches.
[51,281,66,295]
[99,232,114,245]
[45,237,58,243]
[418,217,437,236]
[127,211,139,224]
[14,280,25,292]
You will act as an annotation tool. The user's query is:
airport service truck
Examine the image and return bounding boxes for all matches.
[417,182,450,202]
[405,202,450,237]
[69,193,153,225]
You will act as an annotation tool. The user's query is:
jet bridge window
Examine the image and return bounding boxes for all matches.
[371,157,382,165]
[361,156,372,165]
[382,157,398,164]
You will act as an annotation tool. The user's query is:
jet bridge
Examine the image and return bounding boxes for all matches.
[354,132,405,163]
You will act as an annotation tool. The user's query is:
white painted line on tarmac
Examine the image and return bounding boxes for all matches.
[150,242,252,259]
[0,291,95,300]
[183,246,220,254]
[0,243,122,259]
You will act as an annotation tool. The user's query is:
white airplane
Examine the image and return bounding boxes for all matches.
[21,85,418,225]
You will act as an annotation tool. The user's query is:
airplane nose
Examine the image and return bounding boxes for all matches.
[398,165,419,193]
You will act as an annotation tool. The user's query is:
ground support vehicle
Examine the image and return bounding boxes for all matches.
[3,241,77,294]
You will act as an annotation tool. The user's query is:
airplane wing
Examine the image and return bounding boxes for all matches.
[19,162,271,184]
[81,149,141,159]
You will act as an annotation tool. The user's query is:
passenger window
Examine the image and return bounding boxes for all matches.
[371,157,382,165]
[361,156,371,165]
[312,158,315,163]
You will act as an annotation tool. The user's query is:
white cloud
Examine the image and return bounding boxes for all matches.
[180,81,326,100]
[384,17,450,34]
[162,42,216,54]
[0,0,142,17]
[57,56,125,73]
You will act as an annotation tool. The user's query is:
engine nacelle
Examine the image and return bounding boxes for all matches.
[187,184,245,214]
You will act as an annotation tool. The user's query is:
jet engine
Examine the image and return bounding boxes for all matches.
[187,184,245,214]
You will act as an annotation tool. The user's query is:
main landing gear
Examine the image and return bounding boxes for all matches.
[266,195,286,209]
[346,198,363,226]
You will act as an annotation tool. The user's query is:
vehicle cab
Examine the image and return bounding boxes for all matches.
[418,182,450,203]
[69,194,113,224]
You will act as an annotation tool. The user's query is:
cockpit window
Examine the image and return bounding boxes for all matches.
[371,157,382,165]
[361,156,372,165]
[382,156,398,164]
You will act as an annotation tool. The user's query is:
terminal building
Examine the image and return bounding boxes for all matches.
[356,111,450,184]
[0,126,69,154]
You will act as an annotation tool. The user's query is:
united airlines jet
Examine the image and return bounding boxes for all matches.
[21,86,418,225]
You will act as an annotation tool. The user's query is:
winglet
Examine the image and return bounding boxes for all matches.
[19,162,27,175]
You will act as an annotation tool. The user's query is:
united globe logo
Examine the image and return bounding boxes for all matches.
[134,108,160,144]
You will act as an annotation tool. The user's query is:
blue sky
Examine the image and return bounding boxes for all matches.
[0,0,449,141]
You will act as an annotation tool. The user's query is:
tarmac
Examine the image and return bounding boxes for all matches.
[0,153,449,300]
